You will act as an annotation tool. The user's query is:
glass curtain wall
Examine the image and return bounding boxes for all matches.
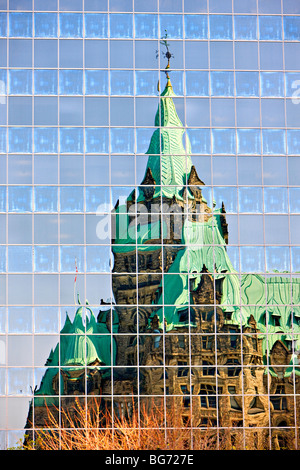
[0,0,299,450]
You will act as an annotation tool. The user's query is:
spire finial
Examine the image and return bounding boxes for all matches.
[156,30,174,85]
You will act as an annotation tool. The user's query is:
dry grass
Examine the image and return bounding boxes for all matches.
[24,399,229,450]
[23,398,286,450]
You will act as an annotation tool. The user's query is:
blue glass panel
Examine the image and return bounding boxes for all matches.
[60,0,82,10]
[9,96,32,126]
[261,99,285,128]
[285,72,300,102]
[159,14,183,38]
[240,246,265,273]
[8,128,32,153]
[60,246,84,272]
[259,16,282,40]
[211,98,235,127]
[34,39,58,68]
[34,187,58,212]
[110,13,133,38]
[85,127,109,153]
[258,0,281,13]
[86,245,111,272]
[201,186,213,207]
[85,186,110,212]
[187,129,211,154]
[212,129,235,154]
[0,246,6,272]
[0,69,6,98]
[9,70,32,95]
[59,13,83,38]
[59,128,83,154]
[239,187,263,213]
[224,246,238,271]
[184,0,207,12]
[260,72,284,97]
[8,186,32,212]
[0,186,6,211]
[10,0,32,9]
[237,129,261,155]
[213,187,237,213]
[60,187,84,212]
[135,71,159,96]
[185,41,208,69]
[110,70,133,95]
[290,188,300,213]
[236,43,258,71]
[235,72,259,96]
[160,0,182,12]
[7,308,32,336]
[186,71,209,96]
[161,71,184,95]
[136,128,154,153]
[287,130,300,155]
[85,70,108,95]
[59,39,83,68]
[34,307,59,334]
[234,15,257,39]
[210,71,234,96]
[266,246,290,272]
[262,129,286,155]
[211,42,234,69]
[263,157,287,185]
[135,14,158,38]
[9,39,32,68]
[110,127,134,153]
[209,15,232,39]
[291,247,300,272]
[85,0,107,11]
[84,13,108,38]
[237,129,260,155]
[184,14,208,39]
[34,70,58,95]
[85,97,108,126]
[35,0,57,11]
[34,97,58,126]
[8,246,32,273]
[0,13,7,37]
[111,155,135,184]
[60,156,83,185]
[0,128,6,153]
[59,70,83,95]
[34,128,58,154]
[34,246,58,272]
[9,13,32,37]
[284,16,300,40]
[264,187,288,213]
[34,13,58,37]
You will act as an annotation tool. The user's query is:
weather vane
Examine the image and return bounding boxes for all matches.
[156,30,174,82]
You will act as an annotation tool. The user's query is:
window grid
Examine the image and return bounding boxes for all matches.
[0,0,299,451]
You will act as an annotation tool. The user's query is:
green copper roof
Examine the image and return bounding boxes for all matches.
[138,80,194,202]
[33,305,117,405]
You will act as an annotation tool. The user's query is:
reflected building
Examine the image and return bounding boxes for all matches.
[25,75,300,450]
[1,0,300,453]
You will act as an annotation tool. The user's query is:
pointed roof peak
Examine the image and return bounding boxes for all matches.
[160,77,174,96]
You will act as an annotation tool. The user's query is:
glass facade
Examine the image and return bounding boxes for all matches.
[0,0,300,450]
